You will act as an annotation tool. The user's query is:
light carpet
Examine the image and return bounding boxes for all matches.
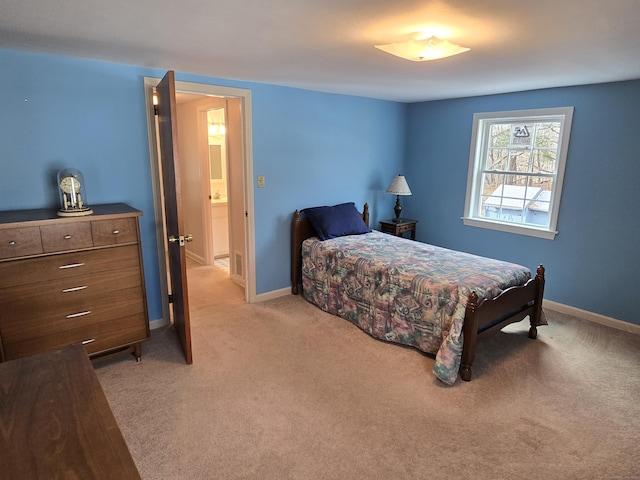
[95,263,640,480]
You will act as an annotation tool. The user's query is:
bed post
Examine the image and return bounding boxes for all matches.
[363,203,370,227]
[291,210,302,295]
[460,291,480,382]
[528,265,545,339]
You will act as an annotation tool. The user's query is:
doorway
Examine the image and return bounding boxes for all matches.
[174,96,234,272]
[143,77,257,329]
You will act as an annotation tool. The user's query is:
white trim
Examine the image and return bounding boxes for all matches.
[462,216,558,239]
[149,317,169,330]
[543,299,640,335]
[255,287,291,302]
[143,76,257,310]
[185,250,206,265]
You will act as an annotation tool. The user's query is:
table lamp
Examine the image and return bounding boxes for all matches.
[386,175,412,222]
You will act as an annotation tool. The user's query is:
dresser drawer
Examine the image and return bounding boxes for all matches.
[2,312,149,360]
[0,245,141,288]
[0,268,144,342]
[92,218,138,246]
[0,265,142,310]
[396,223,415,234]
[40,222,93,253]
[0,226,43,259]
[83,314,149,357]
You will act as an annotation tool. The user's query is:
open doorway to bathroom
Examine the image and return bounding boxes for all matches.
[177,96,245,323]
[173,94,245,286]
[144,75,256,364]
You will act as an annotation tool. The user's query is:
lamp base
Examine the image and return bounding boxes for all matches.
[393,195,402,222]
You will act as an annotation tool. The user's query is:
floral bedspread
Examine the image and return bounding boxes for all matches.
[301,231,536,385]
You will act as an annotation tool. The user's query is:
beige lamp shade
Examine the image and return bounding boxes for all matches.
[386,175,412,196]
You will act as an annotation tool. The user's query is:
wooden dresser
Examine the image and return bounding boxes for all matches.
[0,203,149,363]
[0,344,141,478]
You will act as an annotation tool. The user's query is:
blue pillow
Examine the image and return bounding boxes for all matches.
[302,202,371,240]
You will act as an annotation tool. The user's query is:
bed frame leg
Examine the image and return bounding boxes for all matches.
[528,265,545,339]
[291,209,302,295]
[460,364,472,382]
[460,291,480,382]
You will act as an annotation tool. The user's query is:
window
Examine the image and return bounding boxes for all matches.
[463,107,574,239]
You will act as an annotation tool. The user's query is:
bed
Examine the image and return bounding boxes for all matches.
[291,202,546,385]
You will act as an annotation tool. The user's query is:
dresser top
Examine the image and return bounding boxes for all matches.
[0,203,141,229]
[0,344,141,478]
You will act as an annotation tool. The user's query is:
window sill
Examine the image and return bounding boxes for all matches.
[462,217,557,240]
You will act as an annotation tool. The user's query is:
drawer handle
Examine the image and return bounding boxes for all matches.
[59,262,85,269]
[62,285,88,293]
[64,235,72,240]
[66,310,92,319]
[8,240,16,246]
[81,339,95,345]
[112,230,120,235]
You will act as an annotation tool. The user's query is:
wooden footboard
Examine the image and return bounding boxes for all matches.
[459,265,545,381]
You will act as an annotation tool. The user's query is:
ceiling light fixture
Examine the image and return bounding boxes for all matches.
[375,35,470,62]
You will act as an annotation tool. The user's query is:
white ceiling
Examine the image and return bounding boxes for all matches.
[2,0,639,103]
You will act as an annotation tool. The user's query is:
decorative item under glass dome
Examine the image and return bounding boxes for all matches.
[56,168,93,217]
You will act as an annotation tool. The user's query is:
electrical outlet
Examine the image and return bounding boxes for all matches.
[257,175,265,188]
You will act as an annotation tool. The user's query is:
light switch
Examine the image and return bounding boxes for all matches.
[257,175,265,188]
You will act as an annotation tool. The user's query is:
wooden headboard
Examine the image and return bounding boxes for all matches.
[291,203,369,295]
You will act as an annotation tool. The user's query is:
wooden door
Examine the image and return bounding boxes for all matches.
[156,70,193,364]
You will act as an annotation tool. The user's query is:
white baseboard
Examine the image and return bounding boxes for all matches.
[231,274,245,289]
[149,317,169,330]
[185,250,206,265]
[543,299,640,335]
[255,287,291,302]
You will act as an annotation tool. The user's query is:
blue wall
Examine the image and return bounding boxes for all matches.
[2,47,637,324]
[247,84,407,293]
[404,80,640,323]
[0,49,406,320]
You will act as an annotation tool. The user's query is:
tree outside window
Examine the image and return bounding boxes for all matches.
[463,107,574,239]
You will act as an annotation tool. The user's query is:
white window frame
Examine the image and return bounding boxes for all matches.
[463,107,574,240]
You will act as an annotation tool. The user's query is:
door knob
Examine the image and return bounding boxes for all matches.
[168,234,193,246]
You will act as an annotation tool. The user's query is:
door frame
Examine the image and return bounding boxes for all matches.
[143,77,257,325]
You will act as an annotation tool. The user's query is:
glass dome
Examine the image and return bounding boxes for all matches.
[57,167,93,217]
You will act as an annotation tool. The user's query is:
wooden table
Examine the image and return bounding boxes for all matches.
[0,344,141,479]
[379,219,418,240]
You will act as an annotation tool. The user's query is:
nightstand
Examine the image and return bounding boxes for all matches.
[379,219,417,240]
